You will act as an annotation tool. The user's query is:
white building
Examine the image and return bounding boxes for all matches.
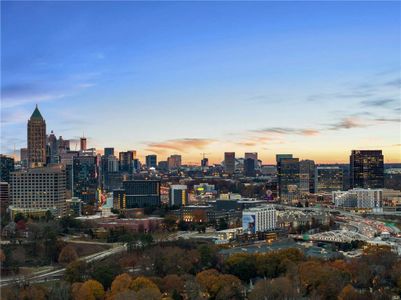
[242,205,276,233]
[332,188,382,209]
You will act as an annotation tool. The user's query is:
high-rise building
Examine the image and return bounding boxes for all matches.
[80,137,87,151]
[0,155,15,183]
[315,166,343,193]
[224,152,235,174]
[169,184,188,207]
[167,155,182,170]
[276,154,300,202]
[158,161,168,171]
[299,160,315,194]
[114,180,161,208]
[104,148,114,157]
[146,155,157,169]
[0,182,10,215]
[350,150,384,189]
[20,148,28,168]
[244,158,256,177]
[201,157,209,167]
[119,150,136,173]
[242,205,276,233]
[73,155,99,203]
[245,152,258,161]
[9,165,66,217]
[27,105,46,168]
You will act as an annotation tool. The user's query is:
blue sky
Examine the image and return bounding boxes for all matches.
[1,1,400,163]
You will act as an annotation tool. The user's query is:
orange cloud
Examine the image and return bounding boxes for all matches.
[145,138,215,155]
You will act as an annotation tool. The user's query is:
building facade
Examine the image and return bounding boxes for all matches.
[0,155,15,183]
[276,155,300,202]
[350,150,384,189]
[315,166,343,193]
[27,105,47,168]
[242,205,276,233]
[169,184,188,207]
[146,155,157,169]
[333,188,383,209]
[115,180,161,209]
[10,165,66,217]
[224,152,236,174]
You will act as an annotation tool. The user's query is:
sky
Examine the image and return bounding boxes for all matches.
[1,1,400,164]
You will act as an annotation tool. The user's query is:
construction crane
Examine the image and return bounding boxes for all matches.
[200,152,211,159]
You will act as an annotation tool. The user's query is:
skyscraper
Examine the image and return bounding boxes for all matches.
[104,148,114,157]
[80,136,87,151]
[27,105,46,168]
[350,150,384,189]
[119,150,136,173]
[299,159,315,194]
[0,155,15,183]
[276,154,300,202]
[146,155,157,169]
[315,166,343,193]
[201,157,209,167]
[114,180,161,208]
[167,154,182,170]
[224,152,235,174]
[244,158,256,177]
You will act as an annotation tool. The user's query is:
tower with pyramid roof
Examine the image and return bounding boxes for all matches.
[27,105,47,168]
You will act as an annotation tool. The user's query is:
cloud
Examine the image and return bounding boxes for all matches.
[252,127,319,136]
[327,117,367,130]
[384,78,401,87]
[360,98,397,108]
[145,138,215,154]
[375,117,400,123]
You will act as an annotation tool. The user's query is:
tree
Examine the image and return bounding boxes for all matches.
[47,281,71,300]
[130,276,159,292]
[224,253,257,281]
[249,277,299,300]
[338,284,368,300]
[162,274,185,295]
[91,264,122,289]
[58,245,78,264]
[110,273,132,295]
[163,215,178,232]
[79,279,105,300]
[65,260,88,283]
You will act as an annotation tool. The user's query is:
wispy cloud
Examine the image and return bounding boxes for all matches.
[327,117,367,131]
[145,138,215,154]
[252,127,320,136]
[360,98,398,108]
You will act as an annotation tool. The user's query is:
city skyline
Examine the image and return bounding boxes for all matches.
[1,1,400,164]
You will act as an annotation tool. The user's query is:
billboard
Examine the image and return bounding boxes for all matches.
[242,214,256,234]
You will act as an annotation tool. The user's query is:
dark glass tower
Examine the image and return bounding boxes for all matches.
[350,150,384,189]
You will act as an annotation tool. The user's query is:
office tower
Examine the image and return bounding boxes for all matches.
[80,136,87,151]
[104,148,114,157]
[27,105,46,168]
[299,160,315,194]
[10,165,66,217]
[146,155,157,169]
[201,157,209,167]
[101,154,120,191]
[245,152,258,161]
[333,188,382,209]
[158,161,168,171]
[119,150,136,173]
[224,152,235,174]
[0,182,10,215]
[242,205,276,233]
[169,184,188,207]
[244,158,256,177]
[0,155,15,183]
[315,166,343,193]
[133,159,141,172]
[276,154,300,202]
[115,180,161,208]
[73,155,99,203]
[20,148,28,167]
[167,154,182,170]
[350,150,384,189]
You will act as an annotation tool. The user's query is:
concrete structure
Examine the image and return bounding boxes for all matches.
[10,165,66,217]
[333,188,383,209]
[169,184,188,207]
[242,205,276,233]
[27,105,46,168]
[224,152,235,174]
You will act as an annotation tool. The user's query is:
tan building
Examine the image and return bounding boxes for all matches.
[27,105,46,168]
[10,165,66,217]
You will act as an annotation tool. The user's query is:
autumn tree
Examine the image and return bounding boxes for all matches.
[162,274,185,295]
[58,245,79,264]
[249,277,299,300]
[130,276,159,292]
[110,273,132,295]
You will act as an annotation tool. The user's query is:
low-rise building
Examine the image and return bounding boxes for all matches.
[242,205,276,233]
[333,188,383,209]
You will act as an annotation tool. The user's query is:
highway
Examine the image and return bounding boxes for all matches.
[0,243,126,288]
